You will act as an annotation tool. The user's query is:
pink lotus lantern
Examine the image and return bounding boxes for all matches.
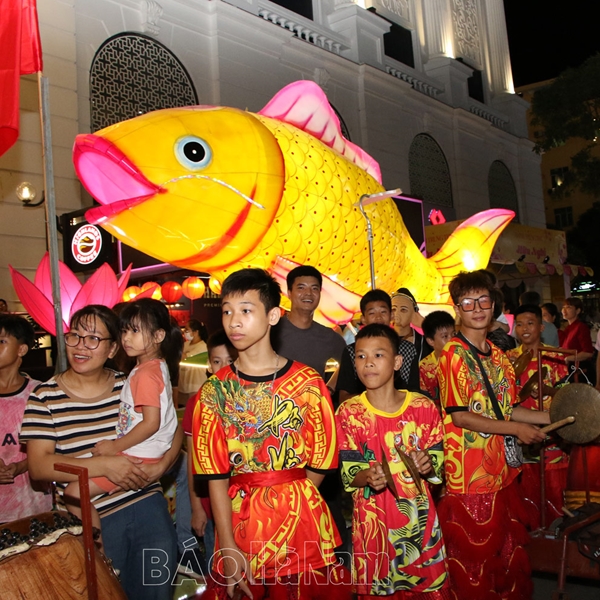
[9,253,131,335]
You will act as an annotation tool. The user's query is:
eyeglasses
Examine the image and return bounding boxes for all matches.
[64,332,112,350]
[456,295,493,312]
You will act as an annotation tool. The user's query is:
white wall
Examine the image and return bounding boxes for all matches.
[0,0,544,307]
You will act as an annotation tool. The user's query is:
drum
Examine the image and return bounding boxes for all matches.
[0,511,126,599]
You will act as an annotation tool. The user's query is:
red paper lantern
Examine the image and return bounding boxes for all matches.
[122,285,141,302]
[161,281,183,303]
[182,277,205,300]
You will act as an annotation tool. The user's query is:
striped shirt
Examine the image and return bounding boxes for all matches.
[20,370,161,517]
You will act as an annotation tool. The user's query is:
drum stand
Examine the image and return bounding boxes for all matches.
[525,349,600,600]
[55,463,99,600]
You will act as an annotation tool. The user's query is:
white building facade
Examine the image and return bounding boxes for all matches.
[0,0,545,306]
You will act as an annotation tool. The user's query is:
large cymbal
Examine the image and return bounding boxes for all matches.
[550,384,600,444]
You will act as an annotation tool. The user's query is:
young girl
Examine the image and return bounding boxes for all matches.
[64,298,182,535]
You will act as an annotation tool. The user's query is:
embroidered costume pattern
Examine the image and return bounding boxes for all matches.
[192,359,340,580]
[438,339,518,495]
[419,352,440,409]
[336,391,448,596]
[437,337,532,600]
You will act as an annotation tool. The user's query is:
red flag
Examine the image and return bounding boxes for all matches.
[0,0,43,156]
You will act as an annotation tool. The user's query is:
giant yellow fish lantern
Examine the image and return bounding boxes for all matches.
[73,81,513,324]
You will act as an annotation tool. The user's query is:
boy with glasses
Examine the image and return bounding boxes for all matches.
[436,271,549,600]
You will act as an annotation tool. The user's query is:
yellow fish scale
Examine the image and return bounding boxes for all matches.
[217,116,441,298]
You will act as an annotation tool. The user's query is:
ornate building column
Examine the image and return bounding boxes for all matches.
[422,0,453,60]
[481,0,514,94]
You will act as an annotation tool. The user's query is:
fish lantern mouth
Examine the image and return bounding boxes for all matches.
[72,107,285,272]
[73,134,165,224]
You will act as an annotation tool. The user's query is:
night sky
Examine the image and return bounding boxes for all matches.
[503,0,600,88]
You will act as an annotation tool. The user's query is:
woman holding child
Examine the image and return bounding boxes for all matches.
[20,304,182,600]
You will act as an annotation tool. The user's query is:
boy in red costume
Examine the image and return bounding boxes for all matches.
[192,268,350,599]
[506,304,569,529]
[437,271,549,600]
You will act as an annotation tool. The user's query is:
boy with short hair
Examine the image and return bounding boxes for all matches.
[0,315,51,521]
[437,271,550,599]
[419,311,455,408]
[507,304,569,529]
[192,268,349,599]
[183,330,237,573]
[336,289,420,404]
[336,323,449,598]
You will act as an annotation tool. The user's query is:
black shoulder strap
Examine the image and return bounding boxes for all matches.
[457,333,505,422]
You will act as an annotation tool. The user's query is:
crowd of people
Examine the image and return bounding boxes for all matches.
[0,265,599,600]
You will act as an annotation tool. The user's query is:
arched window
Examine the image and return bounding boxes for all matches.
[90,33,198,132]
[408,134,453,207]
[488,161,519,222]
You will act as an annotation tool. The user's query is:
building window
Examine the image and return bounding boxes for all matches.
[554,207,573,229]
[488,160,519,222]
[467,69,484,103]
[550,167,569,195]
[408,134,453,207]
[383,21,415,68]
[90,33,198,132]
[269,0,313,20]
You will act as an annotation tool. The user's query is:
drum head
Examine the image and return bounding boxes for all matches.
[550,384,600,444]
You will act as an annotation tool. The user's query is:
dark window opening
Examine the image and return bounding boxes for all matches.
[384,22,414,67]
[467,69,484,103]
[554,206,573,229]
[269,0,313,20]
[457,58,485,103]
[367,10,414,68]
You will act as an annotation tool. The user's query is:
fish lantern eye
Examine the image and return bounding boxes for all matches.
[175,136,212,170]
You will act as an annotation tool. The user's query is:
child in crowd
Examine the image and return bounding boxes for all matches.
[0,315,52,522]
[419,311,455,410]
[336,323,449,599]
[183,330,237,571]
[192,268,350,599]
[336,289,421,404]
[64,298,182,534]
[507,304,569,529]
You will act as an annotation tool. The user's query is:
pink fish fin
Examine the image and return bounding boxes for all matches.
[271,256,361,326]
[258,81,382,184]
[9,266,68,335]
[428,209,514,302]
